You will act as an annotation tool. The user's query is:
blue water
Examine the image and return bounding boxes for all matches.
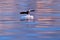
[0,0,60,40]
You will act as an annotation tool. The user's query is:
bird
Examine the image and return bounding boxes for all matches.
[20,10,35,14]
[20,10,35,20]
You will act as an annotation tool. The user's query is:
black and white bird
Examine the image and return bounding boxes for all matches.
[20,10,35,20]
[20,10,35,14]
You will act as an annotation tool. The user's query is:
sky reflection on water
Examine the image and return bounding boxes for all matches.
[0,0,60,40]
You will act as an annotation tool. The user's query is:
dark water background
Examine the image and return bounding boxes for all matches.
[0,0,60,40]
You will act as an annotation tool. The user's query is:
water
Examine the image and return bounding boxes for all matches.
[0,0,60,40]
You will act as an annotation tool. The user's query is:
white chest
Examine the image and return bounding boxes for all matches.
[21,15,34,20]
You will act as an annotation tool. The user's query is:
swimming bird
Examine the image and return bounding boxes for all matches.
[20,10,35,20]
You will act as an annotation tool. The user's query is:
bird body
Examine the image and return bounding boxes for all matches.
[21,14,34,20]
[24,14,34,19]
[20,10,35,20]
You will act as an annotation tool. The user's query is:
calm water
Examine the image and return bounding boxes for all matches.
[0,0,60,40]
